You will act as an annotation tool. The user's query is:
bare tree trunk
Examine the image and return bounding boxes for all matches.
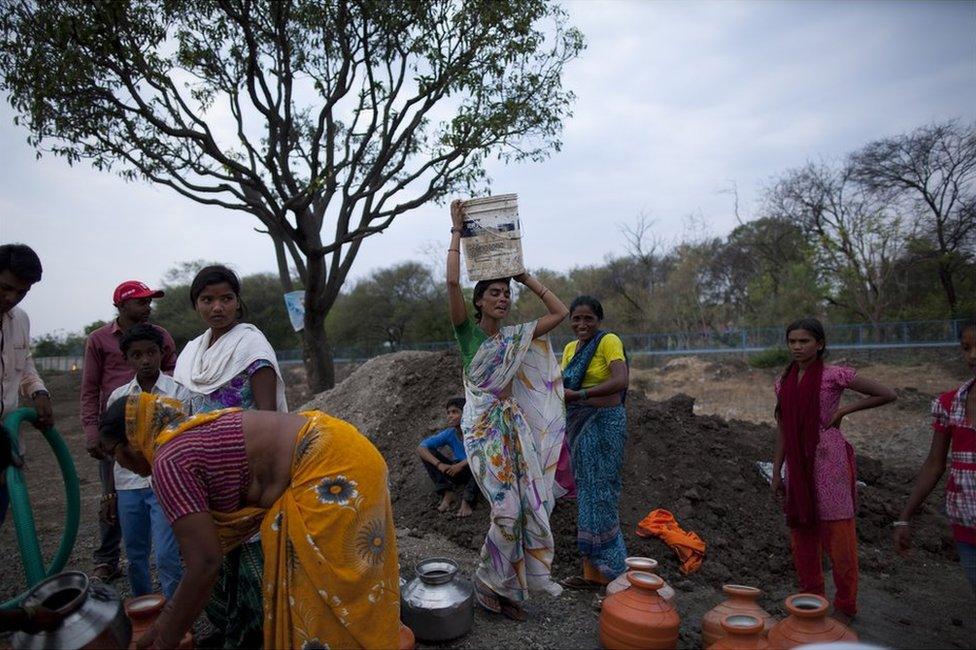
[937,260,958,315]
[302,312,335,394]
[303,252,336,393]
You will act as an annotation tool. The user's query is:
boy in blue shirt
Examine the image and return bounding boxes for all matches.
[417,397,478,517]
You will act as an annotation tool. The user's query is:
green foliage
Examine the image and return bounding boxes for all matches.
[32,331,87,356]
[748,347,791,369]
[326,262,453,356]
[0,0,585,389]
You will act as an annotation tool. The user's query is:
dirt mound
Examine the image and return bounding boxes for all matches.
[302,350,956,612]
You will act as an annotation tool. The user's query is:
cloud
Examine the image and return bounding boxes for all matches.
[2,0,974,336]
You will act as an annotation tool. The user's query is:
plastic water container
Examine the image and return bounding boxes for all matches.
[460,194,525,281]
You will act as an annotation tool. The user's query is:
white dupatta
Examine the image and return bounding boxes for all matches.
[174,323,288,411]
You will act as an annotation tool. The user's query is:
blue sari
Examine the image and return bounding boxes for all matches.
[563,331,628,581]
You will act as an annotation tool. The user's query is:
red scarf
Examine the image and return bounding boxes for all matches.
[778,358,823,528]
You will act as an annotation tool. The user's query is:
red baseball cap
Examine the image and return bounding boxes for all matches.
[113,280,165,305]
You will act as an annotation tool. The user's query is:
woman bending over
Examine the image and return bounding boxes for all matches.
[99,394,399,649]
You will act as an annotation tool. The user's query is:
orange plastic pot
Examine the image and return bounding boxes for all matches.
[701,584,775,646]
[606,557,676,602]
[599,571,680,650]
[124,594,193,649]
[766,594,857,649]
[398,622,415,650]
[710,615,770,650]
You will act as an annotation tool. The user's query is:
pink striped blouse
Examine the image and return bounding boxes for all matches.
[152,410,250,523]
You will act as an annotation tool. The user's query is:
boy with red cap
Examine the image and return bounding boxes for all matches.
[80,280,176,583]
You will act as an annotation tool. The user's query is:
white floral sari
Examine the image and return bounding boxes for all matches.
[461,320,567,601]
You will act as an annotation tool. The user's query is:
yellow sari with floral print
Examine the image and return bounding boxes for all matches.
[125,395,400,650]
[259,410,400,649]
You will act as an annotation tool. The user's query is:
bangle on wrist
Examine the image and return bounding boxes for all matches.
[448,248,460,253]
[892,520,910,527]
[21,604,38,622]
[580,389,588,400]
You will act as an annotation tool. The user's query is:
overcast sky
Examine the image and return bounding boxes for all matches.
[2,0,974,337]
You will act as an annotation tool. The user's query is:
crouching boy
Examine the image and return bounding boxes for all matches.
[417,397,478,517]
[104,324,190,598]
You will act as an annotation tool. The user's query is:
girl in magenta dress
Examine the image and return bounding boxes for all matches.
[772,318,896,618]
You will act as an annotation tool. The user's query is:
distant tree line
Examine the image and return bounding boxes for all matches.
[33,121,975,358]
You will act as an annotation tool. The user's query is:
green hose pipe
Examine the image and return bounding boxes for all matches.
[2,407,81,608]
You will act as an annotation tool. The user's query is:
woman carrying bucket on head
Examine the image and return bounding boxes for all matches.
[771,317,896,619]
[446,198,569,621]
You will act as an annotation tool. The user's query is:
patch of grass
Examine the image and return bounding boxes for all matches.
[749,346,791,368]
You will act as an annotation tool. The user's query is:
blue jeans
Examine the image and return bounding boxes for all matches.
[117,488,182,598]
[958,540,976,595]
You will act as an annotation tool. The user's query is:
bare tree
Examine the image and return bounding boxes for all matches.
[0,0,584,390]
[601,213,665,326]
[764,162,904,327]
[850,120,976,316]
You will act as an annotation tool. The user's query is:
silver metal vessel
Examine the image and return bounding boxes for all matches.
[400,557,474,642]
[11,571,131,649]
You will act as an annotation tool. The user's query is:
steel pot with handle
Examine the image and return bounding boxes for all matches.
[399,557,473,642]
[11,571,131,649]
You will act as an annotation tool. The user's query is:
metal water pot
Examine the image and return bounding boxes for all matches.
[400,557,474,642]
[11,571,131,649]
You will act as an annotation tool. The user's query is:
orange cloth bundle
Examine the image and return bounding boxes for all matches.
[636,508,706,575]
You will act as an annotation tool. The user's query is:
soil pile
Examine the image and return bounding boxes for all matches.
[303,350,955,611]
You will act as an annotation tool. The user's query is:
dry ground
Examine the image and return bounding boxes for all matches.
[633,353,970,469]
[1,354,973,649]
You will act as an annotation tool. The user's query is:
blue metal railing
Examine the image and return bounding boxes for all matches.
[279,317,969,362]
[34,318,966,368]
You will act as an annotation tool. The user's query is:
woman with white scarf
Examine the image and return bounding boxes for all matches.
[174,264,286,648]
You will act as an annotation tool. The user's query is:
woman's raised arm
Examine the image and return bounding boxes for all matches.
[446,200,467,327]
[514,273,569,338]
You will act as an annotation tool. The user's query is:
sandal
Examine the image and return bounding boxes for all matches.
[499,600,527,622]
[592,593,606,613]
[474,578,502,614]
[559,575,601,591]
[90,563,122,582]
[475,579,526,622]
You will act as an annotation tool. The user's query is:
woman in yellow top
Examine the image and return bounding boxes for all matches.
[559,296,630,590]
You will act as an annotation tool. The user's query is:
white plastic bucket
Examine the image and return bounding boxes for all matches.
[460,193,525,281]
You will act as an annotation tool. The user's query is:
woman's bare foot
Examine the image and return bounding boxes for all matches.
[456,501,473,518]
[437,492,456,512]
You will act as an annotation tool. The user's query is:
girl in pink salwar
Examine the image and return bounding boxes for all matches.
[445,200,569,621]
[772,317,896,619]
